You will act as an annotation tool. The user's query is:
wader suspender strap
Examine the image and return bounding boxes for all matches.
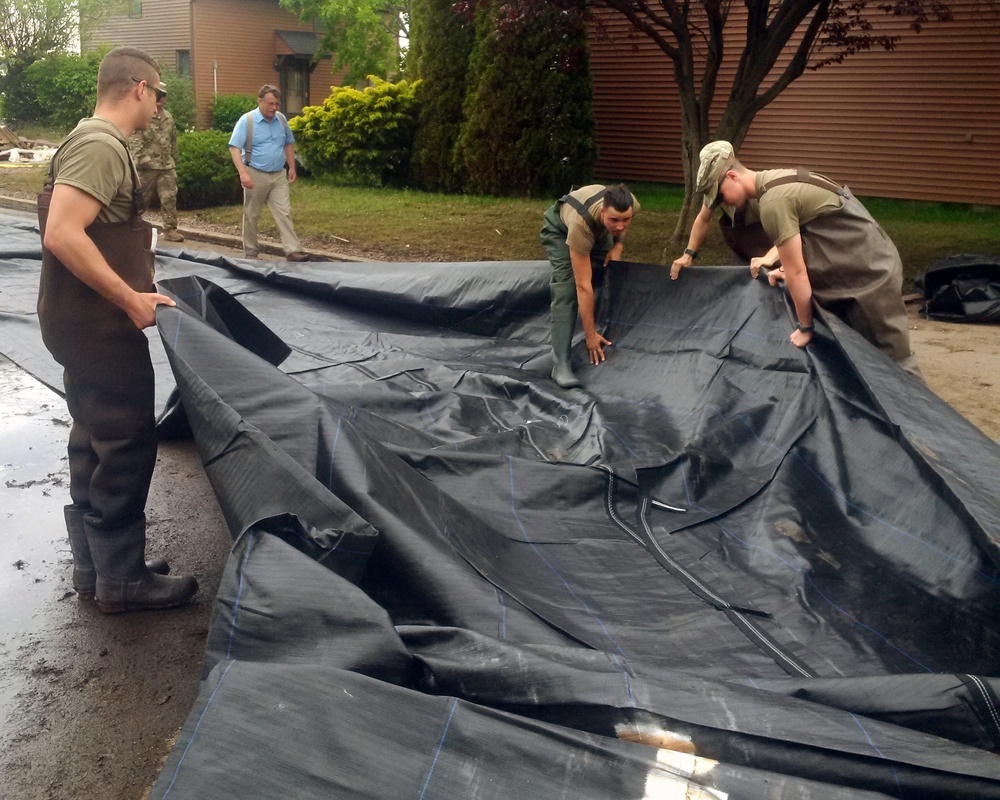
[761,166,847,198]
[559,188,608,237]
[43,130,144,217]
[243,111,291,168]
[244,112,253,166]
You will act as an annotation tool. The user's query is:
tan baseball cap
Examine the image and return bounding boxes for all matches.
[697,140,734,208]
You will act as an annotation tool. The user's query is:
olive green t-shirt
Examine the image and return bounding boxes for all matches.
[756,169,843,246]
[53,117,135,224]
[558,184,640,255]
[715,198,762,225]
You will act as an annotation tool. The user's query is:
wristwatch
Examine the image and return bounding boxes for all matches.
[795,322,815,333]
[683,248,698,259]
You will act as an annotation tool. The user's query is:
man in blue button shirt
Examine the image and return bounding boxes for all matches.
[228,84,308,261]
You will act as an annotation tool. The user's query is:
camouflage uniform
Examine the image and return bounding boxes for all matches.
[128,107,181,237]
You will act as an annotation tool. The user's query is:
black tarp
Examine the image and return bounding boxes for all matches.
[918,255,1000,323]
[1,215,1000,799]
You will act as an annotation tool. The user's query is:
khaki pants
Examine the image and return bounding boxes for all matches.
[242,167,302,256]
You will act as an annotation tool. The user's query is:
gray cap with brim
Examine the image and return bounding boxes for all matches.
[696,140,734,208]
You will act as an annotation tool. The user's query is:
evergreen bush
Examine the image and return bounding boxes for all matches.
[211,94,257,132]
[161,72,196,132]
[456,0,596,197]
[3,50,105,131]
[176,130,242,208]
[408,0,475,192]
[289,77,421,187]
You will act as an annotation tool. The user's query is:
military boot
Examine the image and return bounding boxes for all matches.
[65,505,169,600]
[161,228,185,242]
[85,515,197,614]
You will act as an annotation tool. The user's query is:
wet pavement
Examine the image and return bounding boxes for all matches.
[0,352,233,799]
[0,356,72,718]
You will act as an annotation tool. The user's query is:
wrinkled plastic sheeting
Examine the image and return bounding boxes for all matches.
[151,267,1000,797]
[918,254,1000,324]
[1,216,999,798]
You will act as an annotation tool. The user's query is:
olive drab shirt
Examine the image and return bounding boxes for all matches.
[128,108,178,171]
[54,117,137,224]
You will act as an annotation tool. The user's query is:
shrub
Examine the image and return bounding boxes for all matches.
[176,130,242,209]
[161,71,196,132]
[211,93,257,133]
[408,0,475,192]
[456,0,596,197]
[289,77,421,187]
[3,50,105,131]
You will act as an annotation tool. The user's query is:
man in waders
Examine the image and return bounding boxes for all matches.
[37,46,199,613]
[669,195,776,280]
[693,141,920,377]
[540,184,639,389]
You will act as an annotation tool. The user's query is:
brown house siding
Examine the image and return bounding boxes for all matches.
[85,0,193,74]
[591,1,1000,205]
[191,0,344,129]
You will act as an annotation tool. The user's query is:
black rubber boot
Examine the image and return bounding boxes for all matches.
[85,516,197,614]
[550,311,582,389]
[65,506,170,600]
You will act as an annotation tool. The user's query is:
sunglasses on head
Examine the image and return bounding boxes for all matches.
[131,76,165,101]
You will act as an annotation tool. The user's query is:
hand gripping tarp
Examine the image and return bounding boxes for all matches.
[0,215,999,798]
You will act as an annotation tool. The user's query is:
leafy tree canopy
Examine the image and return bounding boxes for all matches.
[279,0,410,85]
[0,0,121,97]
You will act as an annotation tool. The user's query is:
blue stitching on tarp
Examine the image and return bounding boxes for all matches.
[226,531,258,661]
[609,653,636,704]
[507,456,628,660]
[418,698,459,800]
[849,712,902,794]
[158,658,236,798]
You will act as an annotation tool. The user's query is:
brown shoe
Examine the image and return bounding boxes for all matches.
[286,251,310,262]
[161,228,185,242]
[245,252,260,260]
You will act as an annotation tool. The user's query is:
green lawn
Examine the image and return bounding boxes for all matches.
[2,165,997,289]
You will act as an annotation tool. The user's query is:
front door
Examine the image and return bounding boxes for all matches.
[280,59,310,116]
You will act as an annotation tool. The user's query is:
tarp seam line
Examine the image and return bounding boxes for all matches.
[158,659,236,799]
[958,673,1000,750]
[636,494,814,678]
[226,531,258,661]
[507,456,628,660]
[417,698,459,800]
[601,466,811,676]
[848,712,903,793]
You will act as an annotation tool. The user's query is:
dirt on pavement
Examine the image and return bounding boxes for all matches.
[0,207,997,800]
